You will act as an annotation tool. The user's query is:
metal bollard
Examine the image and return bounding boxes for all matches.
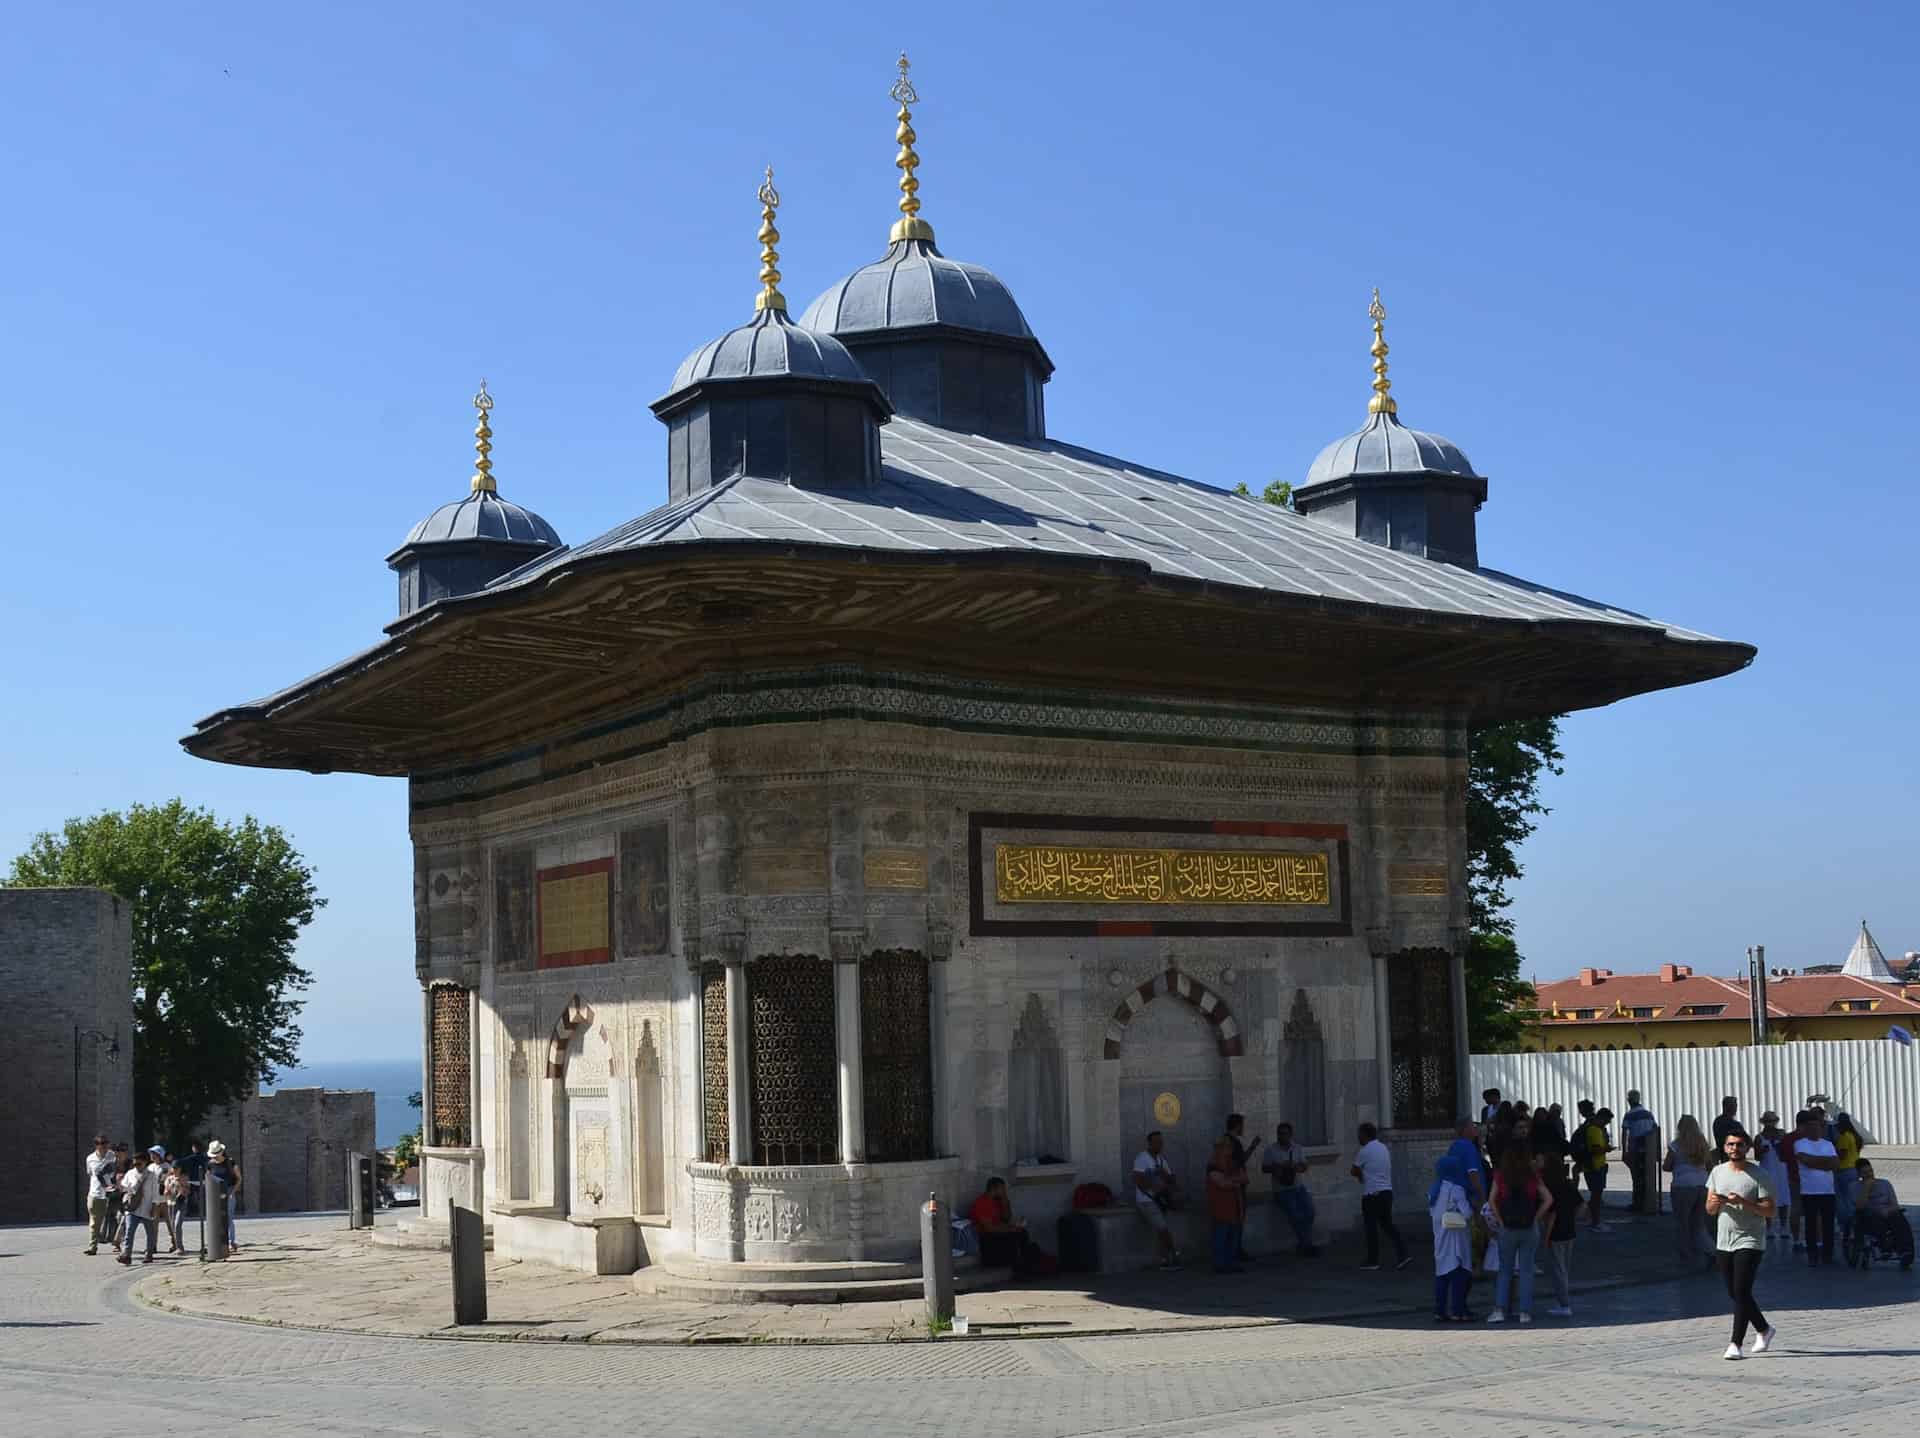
[450,1203,487,1325]
[919,1190,954,1330]
[203,1174,227,1263]
[347,1152,375,1230]
[1641,1126,1664,1215]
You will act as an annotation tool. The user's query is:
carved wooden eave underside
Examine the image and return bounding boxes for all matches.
[181,543,1755,777]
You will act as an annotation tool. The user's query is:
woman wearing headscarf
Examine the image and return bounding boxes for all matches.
[1429,1148,1475,1321]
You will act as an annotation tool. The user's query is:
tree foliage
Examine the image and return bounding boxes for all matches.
[7,800,320,1147]
[1232,478,1293,507]
[1464,718,1565,1050]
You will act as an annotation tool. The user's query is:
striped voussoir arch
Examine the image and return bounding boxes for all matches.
[545,995,596,1078]
[1103,968,1243,1060]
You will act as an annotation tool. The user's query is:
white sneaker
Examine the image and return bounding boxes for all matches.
[1723,1344,1744,1361]
[1517,1313,1533,1325]
[1750,1326,1775,1354]
[1486,1309,1506,1324]
[1547,1305,1573,1317]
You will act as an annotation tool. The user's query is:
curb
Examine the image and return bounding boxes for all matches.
[130,1262,1682,1349]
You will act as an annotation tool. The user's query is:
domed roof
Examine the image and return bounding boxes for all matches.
[668,307,874,394]
[1304,409,1479,487]
[799,238,1041,352]
[400,491,562,550]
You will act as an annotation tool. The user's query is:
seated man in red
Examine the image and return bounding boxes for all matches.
[970,1177,1035,1273]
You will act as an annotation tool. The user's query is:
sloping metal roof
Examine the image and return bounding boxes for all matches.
[1842,921,1897,982]
[489,417,1725,644]
[1303,410,1479,487]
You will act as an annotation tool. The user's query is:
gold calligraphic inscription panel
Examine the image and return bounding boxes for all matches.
[1388,863,1449,897]
[864,848,928,891]
[995,844,1330,906]
[540,872,610,956]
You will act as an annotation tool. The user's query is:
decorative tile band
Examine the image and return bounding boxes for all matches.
[410,664,1464,814]
[996,844,1329,906]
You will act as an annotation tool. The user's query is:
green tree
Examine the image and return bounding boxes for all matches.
[1232,478,1293,507]
[7,800,321,1147]
[1235,480,1565,1052]
[1464,717,1565,1050]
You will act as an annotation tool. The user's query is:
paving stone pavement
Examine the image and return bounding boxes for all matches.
[4,1214,1918,1437]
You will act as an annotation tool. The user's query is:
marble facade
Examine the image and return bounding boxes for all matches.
[410,664,1469,1275]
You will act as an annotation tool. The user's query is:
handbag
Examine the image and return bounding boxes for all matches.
[1441,1209,1469,1230]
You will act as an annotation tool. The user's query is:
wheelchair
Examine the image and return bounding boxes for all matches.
[1844,1209,1915,1271]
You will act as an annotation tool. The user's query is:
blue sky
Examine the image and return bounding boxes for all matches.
[2,4,1913,1061]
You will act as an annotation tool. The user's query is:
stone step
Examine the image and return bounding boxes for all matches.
[654,1254,930,1285]
[632,1259,1010,1305]
[369,1219,493,1253]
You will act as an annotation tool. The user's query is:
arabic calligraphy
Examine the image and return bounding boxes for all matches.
[995,844,1330,906]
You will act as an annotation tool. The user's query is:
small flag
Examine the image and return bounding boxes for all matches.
[1889,1025,1914,1048]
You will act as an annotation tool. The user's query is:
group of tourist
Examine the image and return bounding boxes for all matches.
[82,1133,243,1263]
[1120,1116,1327,1274]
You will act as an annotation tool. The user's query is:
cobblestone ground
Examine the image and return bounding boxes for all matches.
[6,1215,1918,1436]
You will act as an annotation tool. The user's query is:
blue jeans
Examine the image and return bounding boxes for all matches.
[1210,1221,1242,1272]
[1495,1225,1539,1315]
[226,1193,238,1248]
[1836,1172,1859,1237]
[1273,1186,1317,1251]
[121,1213,156,1260]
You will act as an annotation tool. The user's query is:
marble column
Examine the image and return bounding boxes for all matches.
[834,951,866,1162]
[1372,953,1395,1128]
[724,959,751,1166]
[927,957,949,1157]
[1449,949,1471,1121]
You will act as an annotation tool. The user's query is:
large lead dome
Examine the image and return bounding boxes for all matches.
[799,56,1051,440]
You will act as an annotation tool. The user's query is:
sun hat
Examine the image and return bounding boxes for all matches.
[207,1140,227,1158]
[148,1145,165,1156]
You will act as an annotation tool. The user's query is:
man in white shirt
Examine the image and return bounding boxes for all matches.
[1130,1131,1181,1271]
[83,1135,116,1256]
[117,1151,160,1265]
[1621,1091,1658,1212]
[1792,1108,1840,1267]
[1349,1122,1409,1270]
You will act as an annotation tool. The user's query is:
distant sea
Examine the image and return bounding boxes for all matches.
[262,1060,420,1148]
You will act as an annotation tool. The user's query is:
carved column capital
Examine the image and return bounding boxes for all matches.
[829,928,866,965]
[927,923,954,963]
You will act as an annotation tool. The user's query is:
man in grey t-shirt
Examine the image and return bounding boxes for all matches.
[1705,1132,1777,1359]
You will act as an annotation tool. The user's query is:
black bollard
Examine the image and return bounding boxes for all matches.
[203,1174,227,1263]
[919,1190,954,1330]
[450,1203,487,1325]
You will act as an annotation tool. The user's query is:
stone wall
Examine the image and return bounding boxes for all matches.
[203,1087,376,1213]
[0,887,134,1224]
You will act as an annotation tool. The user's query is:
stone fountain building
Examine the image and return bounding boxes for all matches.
[184,65,1752,1280]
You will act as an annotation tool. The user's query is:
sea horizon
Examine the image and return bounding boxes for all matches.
[262,1058,420,1148]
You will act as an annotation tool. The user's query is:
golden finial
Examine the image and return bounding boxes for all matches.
[1367,287,1397,416]
[470,379,497,495]
[889,51,935,244]
[755,165,786,314]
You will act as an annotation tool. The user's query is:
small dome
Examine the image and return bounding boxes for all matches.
[401,492,562,550]
[799,239,1039,348]
[1304,410,1479,486]
[668,308,872,394]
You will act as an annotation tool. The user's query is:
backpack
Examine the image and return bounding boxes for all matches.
[1072,1182,1114,1209]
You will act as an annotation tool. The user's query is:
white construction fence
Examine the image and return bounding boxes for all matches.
[1469,1040,1920,1145]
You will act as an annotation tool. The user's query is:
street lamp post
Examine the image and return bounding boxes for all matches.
[71,1024,121,1220]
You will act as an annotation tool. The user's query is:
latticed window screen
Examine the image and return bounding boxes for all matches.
[861,949,933,1162]
[748,955,839,1165]
[1387,950,1458,1130]
[700,964,729,1163]
[429,985,472,1147]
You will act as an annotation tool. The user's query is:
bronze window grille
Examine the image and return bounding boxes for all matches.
[748,955,839,1166]
[428,984,472,1148]
[1387,949,1457,1129]
[861,949,933,1162]
[699,964,729,1164]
